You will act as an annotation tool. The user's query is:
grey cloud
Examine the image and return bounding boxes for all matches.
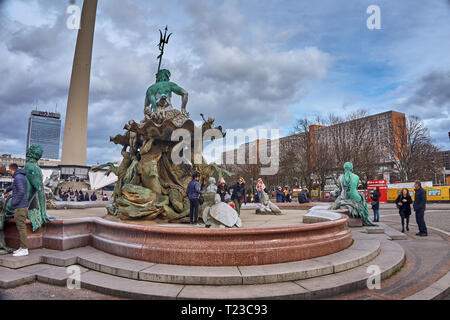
[0,0,332,165]
[425,118,450,150]
[399,70,450,119]
[178,1,330,129]
[0,0,331,164]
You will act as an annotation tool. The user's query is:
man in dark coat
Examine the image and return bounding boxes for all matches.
[253,192,260,203]
[413,181,428,237]
[370,187,381,222]
[4,164,29,256]
[231,177,246,215]
[186,173,202,226]
[298,189,310,204]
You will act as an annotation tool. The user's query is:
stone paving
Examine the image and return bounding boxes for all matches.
[325,203,450,300]
[0,282,123,300]
[0,231,406,299]
[1,202,447,300]
[103,208,309,228]
[47,207,107,220]
[377,203,450,233]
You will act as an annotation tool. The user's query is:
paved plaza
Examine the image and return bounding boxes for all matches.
[328,203,450,300]
[48,202,449,232]
[377,203,450,234]
[1,202,448,300]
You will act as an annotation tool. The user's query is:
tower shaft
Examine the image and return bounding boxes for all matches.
[61,0,98,166]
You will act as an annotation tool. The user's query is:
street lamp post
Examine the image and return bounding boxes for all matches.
[251,177,254,194]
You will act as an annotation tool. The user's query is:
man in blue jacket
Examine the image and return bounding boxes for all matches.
[186,173,202,226]
[413,181,428,237]
[4,164,29,256]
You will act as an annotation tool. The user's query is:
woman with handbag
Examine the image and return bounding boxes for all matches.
[395,188,412,233]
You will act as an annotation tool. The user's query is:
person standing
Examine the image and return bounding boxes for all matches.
[286,190,292,203]
[231,177,246,215]
[253,191,260,203]
[217,178,229,202]
[187,173,202,226]
[413,181,428,237]
[276,187,284,203]
[256,178,265,203]
[3,164,29,257]
[298,189,310,204]
[396,188,412,233]
[370,187,381,222]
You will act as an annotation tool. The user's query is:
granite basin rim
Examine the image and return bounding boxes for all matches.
[5,215,352,266]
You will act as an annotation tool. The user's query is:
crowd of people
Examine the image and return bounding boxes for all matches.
[188,176,430,236]
[187,176,316,226]
[1,161,432,258]
[187,175,251,226]
[58,189,109,202]
[218,177,313,206]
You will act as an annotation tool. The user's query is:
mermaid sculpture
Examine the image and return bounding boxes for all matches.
[331,162,375,226]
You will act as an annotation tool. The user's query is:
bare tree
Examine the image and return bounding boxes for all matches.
[392,116,442,182]
[278,148,301,187]
[325,109,383,188]
[313,139,334,194]
[291,118,316,191]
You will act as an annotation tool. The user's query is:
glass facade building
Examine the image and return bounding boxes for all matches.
[26,110,62,159]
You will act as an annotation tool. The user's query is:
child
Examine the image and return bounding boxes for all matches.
[225,194,235,209]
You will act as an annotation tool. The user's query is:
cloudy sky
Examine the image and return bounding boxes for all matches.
[0,0,449,165]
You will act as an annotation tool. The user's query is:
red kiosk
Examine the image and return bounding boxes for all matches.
[367,180,387,203]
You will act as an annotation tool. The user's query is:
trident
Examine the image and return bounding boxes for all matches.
[157,25,172,75]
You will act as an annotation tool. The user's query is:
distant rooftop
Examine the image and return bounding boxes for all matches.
[31,110,61,119]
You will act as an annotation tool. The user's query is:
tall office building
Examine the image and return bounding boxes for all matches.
[26,110,62,159]
[221,110,408,183]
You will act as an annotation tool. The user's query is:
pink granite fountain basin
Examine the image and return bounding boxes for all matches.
[5,215,352,266]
